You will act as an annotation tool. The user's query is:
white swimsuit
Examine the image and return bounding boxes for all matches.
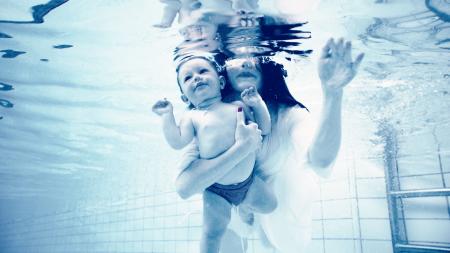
[231,105,329,253]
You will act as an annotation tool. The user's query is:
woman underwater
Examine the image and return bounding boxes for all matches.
[175,38,364,253]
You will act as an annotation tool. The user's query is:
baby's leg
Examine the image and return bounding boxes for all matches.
[154,0,181,28]
[240,175,277,214]
[178,0,202,24]
[200,190,232,253]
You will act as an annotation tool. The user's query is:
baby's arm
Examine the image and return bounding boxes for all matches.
[241,86,271,135]
[152,99,195,149]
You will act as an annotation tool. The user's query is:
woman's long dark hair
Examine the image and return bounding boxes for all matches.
[259,58,308,111]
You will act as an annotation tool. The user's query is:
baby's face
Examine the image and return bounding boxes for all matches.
[177,58,222,107]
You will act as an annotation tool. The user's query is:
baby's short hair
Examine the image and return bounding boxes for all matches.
[174,52,226,90]
[174,52,224,74]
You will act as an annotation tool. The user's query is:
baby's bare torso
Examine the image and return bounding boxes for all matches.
[190,102,255,185]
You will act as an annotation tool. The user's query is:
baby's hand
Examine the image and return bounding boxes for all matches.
[152,99,173,116]
[241,86,262,107]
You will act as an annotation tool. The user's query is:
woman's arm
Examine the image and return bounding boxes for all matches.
[307,38,364,174]
[175,108,262,199]
[307,92,343,171]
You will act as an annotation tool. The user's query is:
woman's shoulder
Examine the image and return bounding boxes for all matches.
[278,104,310,123]
[271,104,311,137]
[286,104,309,114]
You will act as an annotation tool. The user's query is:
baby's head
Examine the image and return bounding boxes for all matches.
[176,55,226,109]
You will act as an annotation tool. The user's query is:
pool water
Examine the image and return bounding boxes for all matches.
[0,0,449,252]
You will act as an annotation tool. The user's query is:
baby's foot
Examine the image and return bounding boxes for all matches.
[178,0,202,24]
[232,0,259,13]
[238,206,254,225]
[154,12,176,28]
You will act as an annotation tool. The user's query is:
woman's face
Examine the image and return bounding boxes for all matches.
[225,57,262,92]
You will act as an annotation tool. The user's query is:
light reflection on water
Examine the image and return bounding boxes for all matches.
[0,0,449,220]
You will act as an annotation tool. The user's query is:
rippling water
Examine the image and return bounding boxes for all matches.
[0,0,449,222]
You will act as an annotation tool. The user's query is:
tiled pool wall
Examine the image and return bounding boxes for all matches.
[1,123,449,253]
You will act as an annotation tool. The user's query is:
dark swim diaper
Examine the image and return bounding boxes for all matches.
[206,172,254,205]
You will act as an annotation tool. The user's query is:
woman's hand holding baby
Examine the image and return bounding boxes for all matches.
[152,98,174,116]
[235,107,262,154]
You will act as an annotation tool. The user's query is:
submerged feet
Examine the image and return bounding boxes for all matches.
[238,206,254,225]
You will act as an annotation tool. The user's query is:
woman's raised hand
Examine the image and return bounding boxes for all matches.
[318,38,364,95]
[235,107,262,153]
